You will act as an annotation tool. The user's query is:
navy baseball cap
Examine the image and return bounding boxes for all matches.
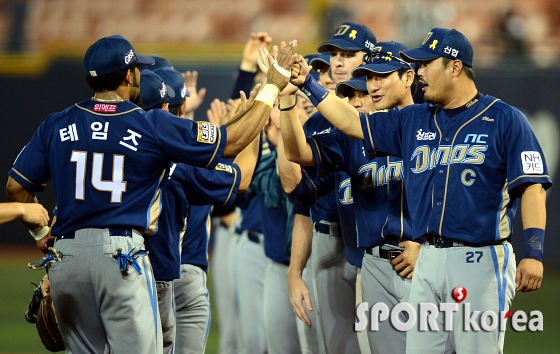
[400,28,473,68]
[352,41,413,77]
[139,55,173,71]
[309,52,331,69]
[84,35,154,77]
[317,22,376,54]
[153,67,189,106]
[140,69,176,111]
[335,77,367,98]
[304,54,321,80]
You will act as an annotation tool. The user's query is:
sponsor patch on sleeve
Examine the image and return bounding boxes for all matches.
[521,151,544,174]
[197,121,217,144]
[215,163,233,173]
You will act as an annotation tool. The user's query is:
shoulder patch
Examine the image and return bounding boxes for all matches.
[215,163,233,173]
[521,151,544,174]
[197,121,217,144]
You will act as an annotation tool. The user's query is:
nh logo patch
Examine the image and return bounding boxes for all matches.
[521,151,544,174]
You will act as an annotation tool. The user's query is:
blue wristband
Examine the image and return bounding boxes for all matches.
[299,74,329,107]
[524,228,544,261]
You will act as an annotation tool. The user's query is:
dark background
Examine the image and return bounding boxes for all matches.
[0,61,558,266]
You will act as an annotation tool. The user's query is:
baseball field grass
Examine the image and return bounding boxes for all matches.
[0,246,558,353]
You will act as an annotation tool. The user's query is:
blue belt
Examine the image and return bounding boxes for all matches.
[56,228,136,241]
[247,231,261,244]
[424,235,506,248]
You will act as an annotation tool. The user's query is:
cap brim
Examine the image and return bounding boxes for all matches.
[136,53,155,65]
[400,48,440,63]
[335,80,367,98]
[353,61,412,77]
[317,39,363,53]
[165,84,176,99]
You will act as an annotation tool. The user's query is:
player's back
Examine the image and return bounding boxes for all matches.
[11,99,225,236]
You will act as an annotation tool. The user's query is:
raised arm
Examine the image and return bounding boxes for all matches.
[233,132,261,192]
[291,56,364,139]
[278,93,315,166]
[223,41,297,157]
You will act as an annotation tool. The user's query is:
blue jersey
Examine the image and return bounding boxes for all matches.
[307,130,415,248]
[145,161,241,280]
[9,100,225,236]
[251,140,293,263]
[360,95,553,244]
[303,112,340,223]
[181,205,213,271]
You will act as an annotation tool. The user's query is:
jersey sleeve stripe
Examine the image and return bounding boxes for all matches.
[308,137,324,178]
[220,166,238,207]
[508,174,551,186]
[204,126,222,169]
[10,168,46,187]
[364,114,376,158]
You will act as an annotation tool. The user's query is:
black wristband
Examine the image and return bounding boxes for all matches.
[279,96,298,111]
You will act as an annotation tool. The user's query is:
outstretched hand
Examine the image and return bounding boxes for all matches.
[290,54,312,87]
[182,70,206,114]
[257,46,299,96]
[265,40,297,92]
[241,32,273,72]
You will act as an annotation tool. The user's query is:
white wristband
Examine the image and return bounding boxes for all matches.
[255,84,280,108]
[29,226,50,241]
[273,60,291,78]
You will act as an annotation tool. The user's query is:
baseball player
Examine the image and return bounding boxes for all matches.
[139,67,260,354]
[5,35,296,353]
[291,27,552,354]
[283,41,420,354]
[286,22,376,354]
[250,131,302,354]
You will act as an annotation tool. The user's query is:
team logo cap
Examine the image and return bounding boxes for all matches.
[139,69,176,111]
[317,22,377,54]
[352,41,413,77]
[153,67,189,107]
[84,35,154,77]
[335,77,368,99]
[400,28,473,68]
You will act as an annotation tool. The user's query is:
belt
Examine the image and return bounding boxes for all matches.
[424,235,507,248]
[365,247,403,261]
[314,222,342,236]
[56,228,136,241]
[247,231,261,244]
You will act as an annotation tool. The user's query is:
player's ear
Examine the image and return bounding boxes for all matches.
[452,60,463,77]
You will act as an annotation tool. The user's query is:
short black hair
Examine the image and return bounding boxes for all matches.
[84,63,136,92]
[168,104,181,117]
[441,57,475,81]
[396,68,418,97]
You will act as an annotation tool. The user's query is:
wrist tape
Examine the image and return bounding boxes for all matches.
[255,84,280,108]
[299,74,329,107]
[29,226,50,241]
[524,228,544,261]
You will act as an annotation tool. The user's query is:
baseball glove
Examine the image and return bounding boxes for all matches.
[35,294,65,352]
[24,281,43,323]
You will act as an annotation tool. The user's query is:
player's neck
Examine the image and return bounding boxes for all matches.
[92,91,125,103]
[398,95,415,109]
[442,82,478,109]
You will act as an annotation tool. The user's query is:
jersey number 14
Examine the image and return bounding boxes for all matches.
[70,151,126,203]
